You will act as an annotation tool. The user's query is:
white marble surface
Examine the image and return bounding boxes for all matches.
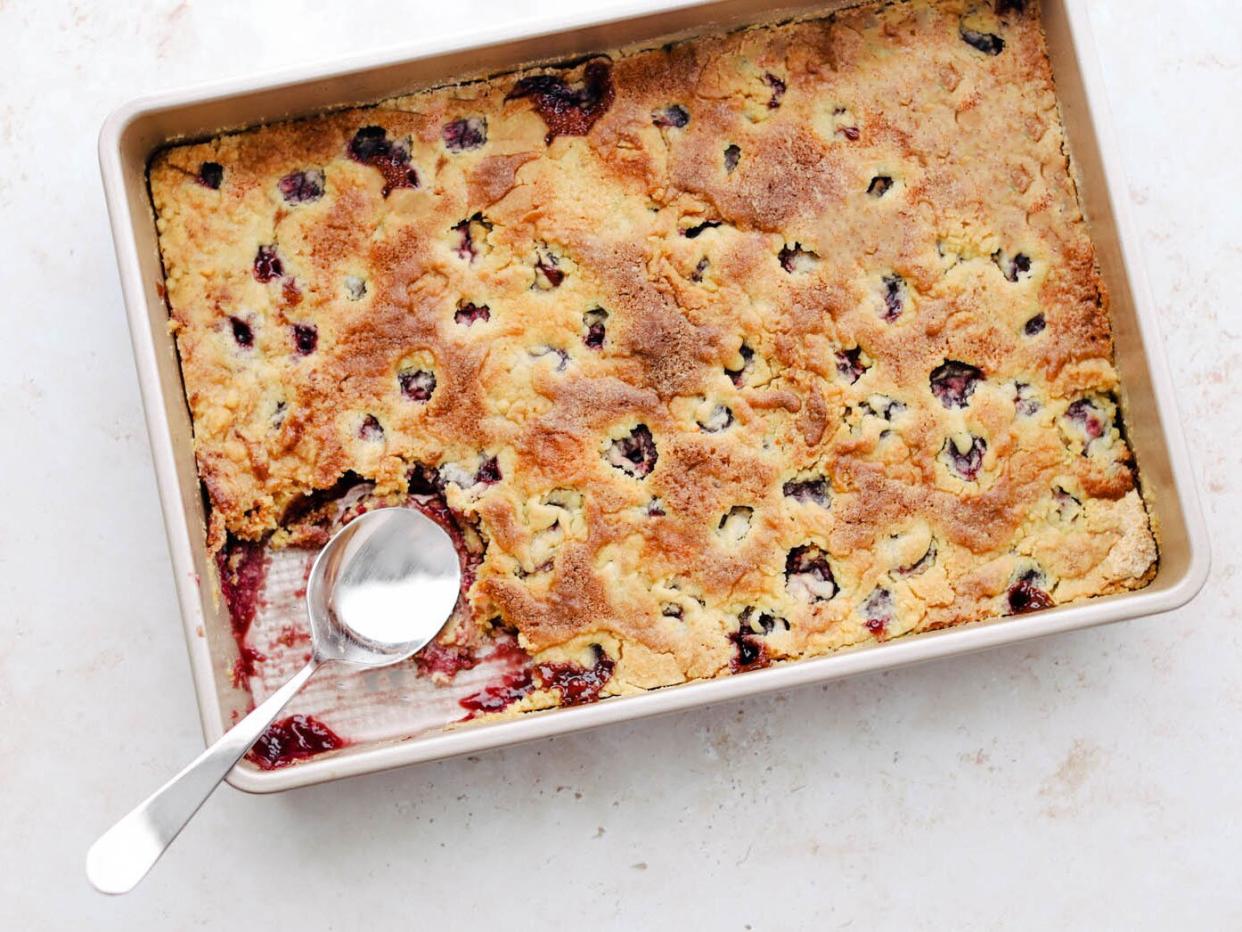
[1,0,1238,927]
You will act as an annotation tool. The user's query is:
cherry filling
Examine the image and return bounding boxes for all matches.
[506,60,615,142]
[197,161,224,189]
[782,476,830,507]
[1007,570,1054,614]
[348,125,419,196]
[763,72,786,108]
[961,27,1005,55]
[535,646,615,706]
[930,360,984,409]
[454,302,491,326]
[459,671,535,717]
[415,640,481,679]
[216,537,269,639]
[253,245,283,282]
[442,116,488,152]
[836,347,869,384]
[605,425,658,478]
[458,646,615,717]
[277,169,325,204]
[249,715,345,770]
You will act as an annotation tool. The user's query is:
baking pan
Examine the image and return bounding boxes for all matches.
[99,0,1210,792]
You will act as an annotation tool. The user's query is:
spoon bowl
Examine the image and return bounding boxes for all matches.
[86,506,461,895]
[307,506,461,663]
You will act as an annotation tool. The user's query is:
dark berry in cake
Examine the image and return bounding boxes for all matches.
[249,715,344,769]
[1014,382,1040,417]
[606,424,658,478]
[724,144,741,173]
[697,404,734,433]
[399,369,436,402]
[961,27,1005,55]
[452,213,491,263]
[763,72,786,108]
[1007,569,1054,614]
[995,0,1026,15]
[534,251,565,288]
[683,220,721,239]
[358,415,384,441]
[253,245,283,282]
[347,125,419,196]
[652,104,690,127]
[506,60,615,141]
[583,307,608,348]
[867,175,893,197]
[475,456,502,485]
[739,606,788,635]
[454,302,491,326]
[862,588,894,636]
[881,274,905,320]
[779,242,819,272]
[277,169,325,204]
[729,630,768,672]
[785,545,838,601]
[994,250,1032,282]
[442,116,488,152]
[197,161,224,189]
[942,436,987,480]
[897,539,937,577]
[725,344,754,386]
[292,323,318,355]
[691,257,710,282]
[836,347,869,383]
[230,316,254,348]
[1024,313,1046,336]
[782,476,829,507]
[930,360,984,409]
[1064,398,1106,447]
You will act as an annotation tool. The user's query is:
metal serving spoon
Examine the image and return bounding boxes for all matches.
[86,507,462,895]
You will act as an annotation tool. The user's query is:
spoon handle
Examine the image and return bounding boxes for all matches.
[86,659,320,894]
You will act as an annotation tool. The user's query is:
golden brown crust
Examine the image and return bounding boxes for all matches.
[151,0,1156,701]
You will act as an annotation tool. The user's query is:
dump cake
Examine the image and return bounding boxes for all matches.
[150,0,1157,737]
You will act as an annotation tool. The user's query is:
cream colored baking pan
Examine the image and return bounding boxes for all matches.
[99,0,1209,792]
